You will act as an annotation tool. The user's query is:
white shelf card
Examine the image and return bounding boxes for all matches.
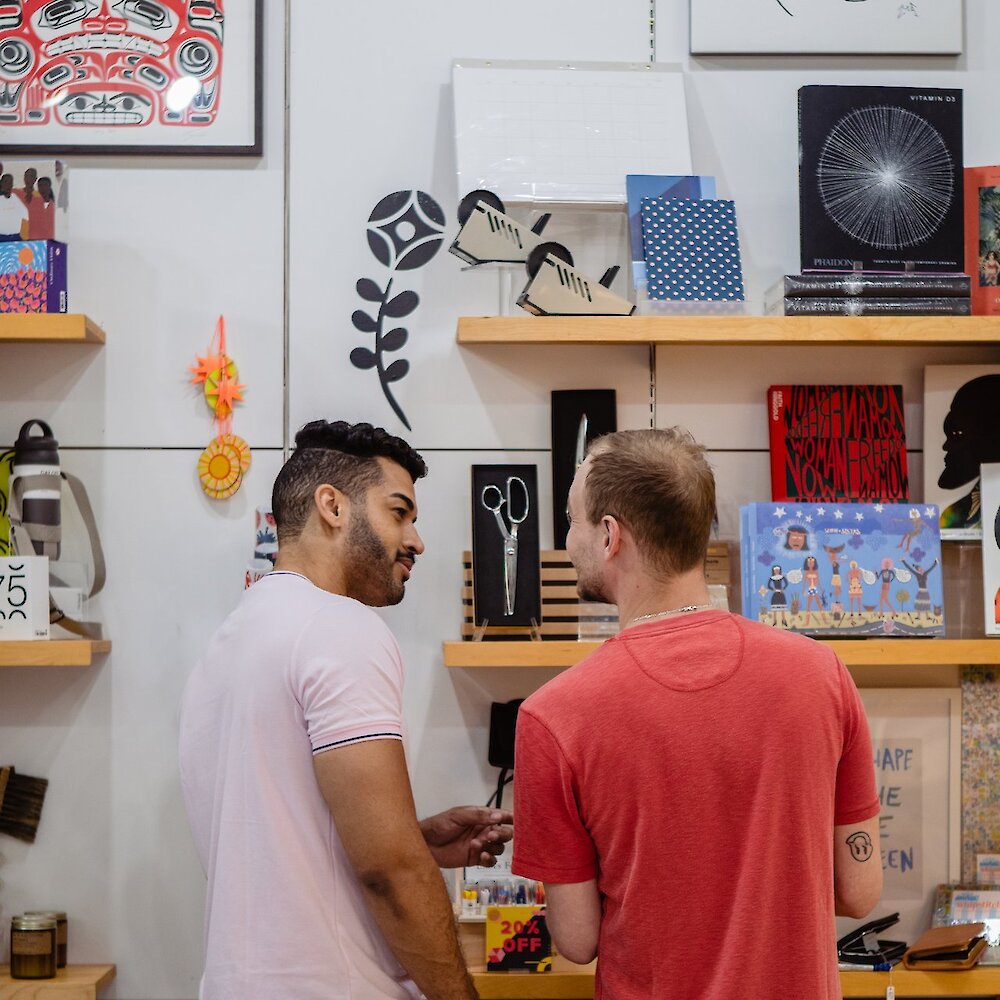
[453,60,692,206]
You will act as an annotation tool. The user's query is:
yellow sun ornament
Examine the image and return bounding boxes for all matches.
[198,434,251,499]
[191,317,251,501]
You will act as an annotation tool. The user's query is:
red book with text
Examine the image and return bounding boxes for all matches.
[768,385,908,502]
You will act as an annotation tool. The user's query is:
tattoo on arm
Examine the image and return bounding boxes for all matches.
[846,831,874,862]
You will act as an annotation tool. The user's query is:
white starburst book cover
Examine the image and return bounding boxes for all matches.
[798,85,964,273]
[740,501,944,637]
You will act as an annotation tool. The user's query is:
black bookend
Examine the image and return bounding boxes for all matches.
[551,390,617,549]
[471,465,541,629]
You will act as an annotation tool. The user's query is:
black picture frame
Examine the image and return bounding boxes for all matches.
[471,465,541,629]
[0,0,263,157]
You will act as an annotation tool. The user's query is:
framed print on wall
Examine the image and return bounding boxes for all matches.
[0,0,263,156]
[690,0,963,56]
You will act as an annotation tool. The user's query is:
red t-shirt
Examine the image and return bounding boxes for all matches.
[512,610,879,1000]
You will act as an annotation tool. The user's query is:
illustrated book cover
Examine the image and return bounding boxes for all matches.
[626,174,715,291]
[799,86,964,273]
[980,464,1000,637]
[0,240,66,313]
[740,501,944,637]
[767,385,908,503]
[964,165,1000,315]
[640,197,744,301]
[923,365,1000,539]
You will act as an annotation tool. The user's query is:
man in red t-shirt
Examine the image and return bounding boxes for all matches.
[512,428,882,1000]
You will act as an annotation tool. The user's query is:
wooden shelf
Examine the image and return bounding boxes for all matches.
[0,640,111,667]
[0,315,105,344]
[0,964,115,998]
[443,638,1000,669]
[457,315,1000,346]
[464,966,1000,998]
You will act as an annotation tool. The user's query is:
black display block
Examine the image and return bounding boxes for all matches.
[798,85,964,273]
[471,465,540,628]
[550,389,617,549]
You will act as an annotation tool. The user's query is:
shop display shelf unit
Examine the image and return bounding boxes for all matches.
[451,312,1000,685]
[0,314,111,667]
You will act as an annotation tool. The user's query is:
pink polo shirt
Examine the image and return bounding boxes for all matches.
[179,572,419,999]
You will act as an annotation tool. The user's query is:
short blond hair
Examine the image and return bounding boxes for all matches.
[585,428,716,577]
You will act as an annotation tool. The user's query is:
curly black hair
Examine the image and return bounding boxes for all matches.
[271,420,427,541]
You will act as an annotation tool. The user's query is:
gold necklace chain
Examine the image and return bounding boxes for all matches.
[627,603,714,627]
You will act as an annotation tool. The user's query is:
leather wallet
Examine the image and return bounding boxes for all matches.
[902,923,988,970]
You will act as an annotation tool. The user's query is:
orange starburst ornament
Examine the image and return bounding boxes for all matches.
[191,316,251,500]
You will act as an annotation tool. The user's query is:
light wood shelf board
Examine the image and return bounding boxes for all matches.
[0,963,116,998]
[443,638,1000,671]
[0,639,112,667]
[0,315,106,344]
[457,315,1000,347]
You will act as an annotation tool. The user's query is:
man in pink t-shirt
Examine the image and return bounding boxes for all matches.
[512,428,882,1000]
[180,420,511,1000]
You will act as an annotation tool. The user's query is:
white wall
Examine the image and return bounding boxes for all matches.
[1,2,998,997]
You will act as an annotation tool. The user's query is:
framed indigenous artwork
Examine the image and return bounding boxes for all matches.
[690,0,963,56]
[0,0,263,156]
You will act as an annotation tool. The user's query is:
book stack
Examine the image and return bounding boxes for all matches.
[765,273,971,316]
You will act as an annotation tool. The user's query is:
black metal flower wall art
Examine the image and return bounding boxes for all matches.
[351,190,446,430]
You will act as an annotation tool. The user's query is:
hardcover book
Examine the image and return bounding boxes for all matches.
[799,86,964,273]
[768,273,971,300]
[768,385,908,503]
[640,197,744,301]
[979,463,1000,637]
[767,296,970,317]
[0,240,67,313]
[963,165,1000,315]
[740,501,944,637]
[923,365,1000,539]
[626,174,715,291]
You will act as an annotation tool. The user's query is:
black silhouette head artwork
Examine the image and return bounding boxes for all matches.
[938,374,1000,531]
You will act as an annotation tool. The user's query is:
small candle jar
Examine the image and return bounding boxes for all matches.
[9,915,57,980]
[23,911,67,968]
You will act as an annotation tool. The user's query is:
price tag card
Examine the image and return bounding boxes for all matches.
[0,556,49,640]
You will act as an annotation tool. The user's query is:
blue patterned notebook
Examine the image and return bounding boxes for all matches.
[740,501,944,637]
[640,197,745,301]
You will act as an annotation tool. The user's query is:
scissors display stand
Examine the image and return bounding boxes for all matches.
[470,465,542,638]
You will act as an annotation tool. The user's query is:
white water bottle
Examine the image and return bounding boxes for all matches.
[11,419,61,559]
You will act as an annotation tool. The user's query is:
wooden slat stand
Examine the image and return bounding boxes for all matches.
[461,544,732,641]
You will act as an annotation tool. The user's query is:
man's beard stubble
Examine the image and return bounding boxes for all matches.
[343,509,407,608]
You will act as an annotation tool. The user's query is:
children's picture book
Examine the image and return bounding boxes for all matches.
[980,463,1000,637]
[799,86,964,273]
[740,501,944,637]
[626,174,715,291]
[963,165,1000,315]
[923,365,1000,539]
[640,197,744,301]
[0,159,68,243]
[768,385,908,503]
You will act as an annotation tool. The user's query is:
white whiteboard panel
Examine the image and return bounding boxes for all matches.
[836,688,962,948]
[690,0,963,55]
[453,60,692,205]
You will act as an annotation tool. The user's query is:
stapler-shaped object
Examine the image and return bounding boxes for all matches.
[517,242,636,317]
[449,190,554,266]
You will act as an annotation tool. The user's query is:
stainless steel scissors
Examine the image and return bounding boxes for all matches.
[481,476,530,616]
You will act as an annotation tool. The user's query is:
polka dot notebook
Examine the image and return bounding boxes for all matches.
[640,197,745,301]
